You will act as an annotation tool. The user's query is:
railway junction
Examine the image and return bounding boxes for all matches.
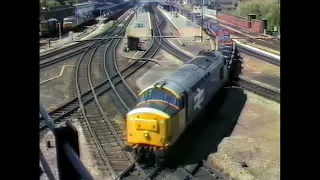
[40,2,280,180]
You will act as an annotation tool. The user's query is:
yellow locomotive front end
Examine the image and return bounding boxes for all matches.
[126,107,171,148]
[125,86,186,161]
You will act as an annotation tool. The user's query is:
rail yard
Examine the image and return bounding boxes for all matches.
[40,1,280,180]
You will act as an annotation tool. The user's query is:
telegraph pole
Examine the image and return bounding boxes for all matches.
[200,0,205,42]
[44,4,51,47]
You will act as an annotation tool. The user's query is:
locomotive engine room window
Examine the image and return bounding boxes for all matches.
[219,67,224,80]
[138,88,182,108]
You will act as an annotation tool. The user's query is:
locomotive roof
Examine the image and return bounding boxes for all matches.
[153,51,224,97]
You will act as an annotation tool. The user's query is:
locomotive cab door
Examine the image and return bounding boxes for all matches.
[177,93,187,136]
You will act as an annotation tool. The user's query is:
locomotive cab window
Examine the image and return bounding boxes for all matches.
[138,88,183,109]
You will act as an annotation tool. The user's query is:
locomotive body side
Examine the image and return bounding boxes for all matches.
[125,51,229,157]
[183,51,228,124]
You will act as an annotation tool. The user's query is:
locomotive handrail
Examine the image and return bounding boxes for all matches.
[39,103,94,180]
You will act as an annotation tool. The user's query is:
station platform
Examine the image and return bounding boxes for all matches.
[126,10,152,49]
[39,21,111,54]
[156,7,215,57]
[157,7,202,42]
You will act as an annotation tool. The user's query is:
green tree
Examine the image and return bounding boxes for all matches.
[40,0,62,9]
[66,0,82,4]
[233,0,280,31]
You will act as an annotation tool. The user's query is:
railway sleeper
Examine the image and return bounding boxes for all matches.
[103,146,123,152]
[96,133,115,139]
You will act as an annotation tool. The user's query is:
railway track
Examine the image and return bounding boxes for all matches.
[153,8,280,105]
[39,56,147,131]
[152,7,193,61]
[190,160,229,180]
[230,30,280,52]
[40,11,135,130]
[40,12,134,128]
[233,78,280,103]
[40,11,164,132]
[92,8,170,179]
[215,20,280,51]
[40,5,271,180]
[39,9,127,59]
[39,8,132,69]
[40,6,166,179]
[148,7,231,180]
[73,13,149,179]
[40,26,96,47]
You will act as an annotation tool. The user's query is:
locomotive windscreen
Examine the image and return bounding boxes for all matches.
[138,88,182,109]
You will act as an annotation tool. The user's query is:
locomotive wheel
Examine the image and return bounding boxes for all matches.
[137,146,146,163]
[229,58,242,80]
[144,151,156,167]
[228,48,242,81]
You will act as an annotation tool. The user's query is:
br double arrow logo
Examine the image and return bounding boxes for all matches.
[194,88,204,110]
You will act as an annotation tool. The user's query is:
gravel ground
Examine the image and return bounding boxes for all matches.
[134,48,183,92]
[40,131,59,180]
[39,11,280,179]
[239,53,280,90]
[207,91,280,180]
[39,13,136,180]
[40,117,106,180]
[40,56,80,110]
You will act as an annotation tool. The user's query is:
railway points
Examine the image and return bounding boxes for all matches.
[39,6,131,55]
[40,3,280,180]
[40,9,133,69]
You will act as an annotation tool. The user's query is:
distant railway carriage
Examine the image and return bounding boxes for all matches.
[62,1,95,32]
[39,18,58,37]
